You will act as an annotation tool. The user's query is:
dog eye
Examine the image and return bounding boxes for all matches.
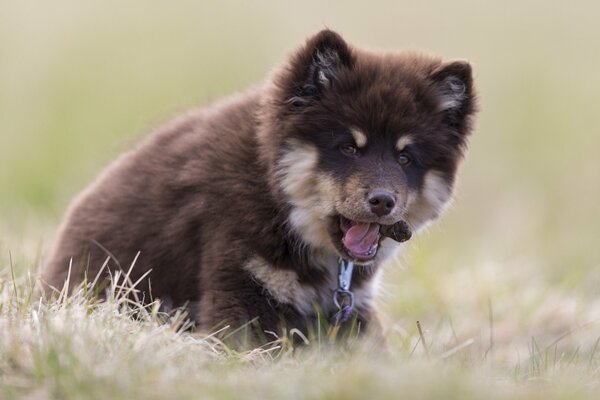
[340,144,359,157]
[397,153,412,166]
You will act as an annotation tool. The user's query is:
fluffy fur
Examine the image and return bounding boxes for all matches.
[42,30,477,344]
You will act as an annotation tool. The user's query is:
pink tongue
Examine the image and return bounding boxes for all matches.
[343,222,380,255]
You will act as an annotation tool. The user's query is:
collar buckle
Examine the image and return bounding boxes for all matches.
[332,258,355,325]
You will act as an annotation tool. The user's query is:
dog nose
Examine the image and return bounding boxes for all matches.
[367,190,396,217]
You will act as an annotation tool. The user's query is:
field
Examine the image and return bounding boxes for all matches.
[1,1,600,398]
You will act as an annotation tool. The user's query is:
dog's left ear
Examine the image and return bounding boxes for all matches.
[285,29,355,106]
[430,60,476,132]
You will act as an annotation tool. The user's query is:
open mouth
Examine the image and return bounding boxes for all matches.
[334,216,413,263]
[339,217,382,262]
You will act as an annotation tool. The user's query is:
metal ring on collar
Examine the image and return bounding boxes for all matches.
[333,289,355,310]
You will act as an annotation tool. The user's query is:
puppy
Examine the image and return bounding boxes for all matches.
[43,30,477,344]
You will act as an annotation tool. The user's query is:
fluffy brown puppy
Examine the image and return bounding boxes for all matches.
[43,30,477,345]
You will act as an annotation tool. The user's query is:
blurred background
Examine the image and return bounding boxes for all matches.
[1,0,599,361]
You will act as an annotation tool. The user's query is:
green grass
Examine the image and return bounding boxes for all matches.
[1,0,600,398]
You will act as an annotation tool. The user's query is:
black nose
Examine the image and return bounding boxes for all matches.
[367,190,396,217]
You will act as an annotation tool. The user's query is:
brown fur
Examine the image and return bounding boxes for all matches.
[42,30,477,345]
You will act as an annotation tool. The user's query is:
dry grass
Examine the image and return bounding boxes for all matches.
[1,233,600,399]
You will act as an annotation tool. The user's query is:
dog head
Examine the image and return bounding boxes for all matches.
[259,30,477,265]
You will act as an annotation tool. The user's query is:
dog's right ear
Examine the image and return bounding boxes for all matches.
[284,30,354,107]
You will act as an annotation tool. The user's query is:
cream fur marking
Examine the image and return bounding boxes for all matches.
[244,256,378,316]
[375,237,402,263]
[352,268,383,311]
[396,135,414,152]
[245,257,317,315]
[350,128,367,148]
[275,140,338,251]
[406,170,452,230]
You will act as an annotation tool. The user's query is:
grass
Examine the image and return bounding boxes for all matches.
[2,0,600,398]
[2,227,600,399]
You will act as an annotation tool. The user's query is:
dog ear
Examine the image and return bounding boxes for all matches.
[431,60,475,131]
[285,30,354,106]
